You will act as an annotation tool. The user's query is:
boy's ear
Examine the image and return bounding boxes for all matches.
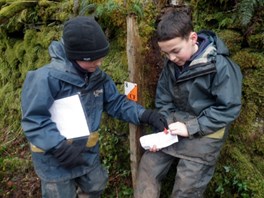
[189,32,198,45]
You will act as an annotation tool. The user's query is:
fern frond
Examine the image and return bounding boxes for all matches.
[237,0,264,26]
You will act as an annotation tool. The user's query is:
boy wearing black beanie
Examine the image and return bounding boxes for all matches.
[21,16,167,197]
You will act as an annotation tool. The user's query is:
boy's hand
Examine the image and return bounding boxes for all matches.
[169,122,189,137]
[52,140,86,168]
[149,145,159,152]
[140,109,168,132]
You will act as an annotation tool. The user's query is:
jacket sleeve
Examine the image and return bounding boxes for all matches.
[155,67,177,119]
[194,56,243,135]
[21,69,65,151]
[103,78,145,125]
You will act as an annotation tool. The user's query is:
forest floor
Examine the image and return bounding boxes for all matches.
[0,136,41,198]
[2,170,41,198]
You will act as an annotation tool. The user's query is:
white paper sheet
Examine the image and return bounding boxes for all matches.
[140,131,178,150]
[49,95,90,139]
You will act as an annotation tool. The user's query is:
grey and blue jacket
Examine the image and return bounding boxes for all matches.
[156,31,243,165]
[21,40,145,181]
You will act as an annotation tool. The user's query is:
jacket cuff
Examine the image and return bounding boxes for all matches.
[185,118,201,137]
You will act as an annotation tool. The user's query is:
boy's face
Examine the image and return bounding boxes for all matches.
[158,32,198,66]
[76,58,104,72]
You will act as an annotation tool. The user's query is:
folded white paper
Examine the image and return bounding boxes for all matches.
[49,95,90,139]
[140,132,178,150]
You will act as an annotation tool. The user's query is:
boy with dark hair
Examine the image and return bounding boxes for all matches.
[135,10,242,198]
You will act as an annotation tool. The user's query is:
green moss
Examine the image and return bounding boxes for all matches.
[243,71,264,114]
[230,50,264,120]
[207,142,264,198]
[0,24,62,132]
[101,40,128,93]
[248,34,264,50]
[0,0,73,34]
[216,30,243,54]
[228,146,264,197]
[40,0,73,22]
[232,102,258,140]
[1,157,32,172]
[137,3,159,47]
[232,50,264,69]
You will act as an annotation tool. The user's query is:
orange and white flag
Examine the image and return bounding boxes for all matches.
[124,81,138,101]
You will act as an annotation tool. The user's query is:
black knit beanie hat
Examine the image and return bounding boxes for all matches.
[63,16,109,61]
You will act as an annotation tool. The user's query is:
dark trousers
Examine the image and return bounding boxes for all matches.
[134,151,215,198]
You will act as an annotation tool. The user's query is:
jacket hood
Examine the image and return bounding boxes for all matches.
[48,39,69,64]
[198,30,230,56]
[47,40,79,76]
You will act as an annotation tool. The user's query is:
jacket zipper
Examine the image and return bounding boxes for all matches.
[79,73,90,95]
[84,73,89,85]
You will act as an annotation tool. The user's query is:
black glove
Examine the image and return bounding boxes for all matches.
[140,109,168,132]
[52,140,86,168]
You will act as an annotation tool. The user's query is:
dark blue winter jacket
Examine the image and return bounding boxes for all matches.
[156,31,243,165]
[21,40,145,181]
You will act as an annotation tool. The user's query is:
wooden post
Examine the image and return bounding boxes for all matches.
[126,14,144,190]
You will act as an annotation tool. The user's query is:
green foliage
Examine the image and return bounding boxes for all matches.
[94,0,145,27]
[205,140,264,198]
[137,2,158,46]
[232,50,264,69]
[214,166,251,197]
[100,126,130,171]
[191,0,237,30]
[94,0,129,44]
[248,33,264,50]
[228,146,264,197]
[0,0,73,34]
[129,0,144,18]
[101,40,129,85]
[99,118,133,197]
[0,25,61,131]
[193,12,237,31]
[1,157,31,173]
[232,50,264,118]
[88,0,159,48]
[237,0,264,26]
[192,0,264,36]
[243,65,264,107]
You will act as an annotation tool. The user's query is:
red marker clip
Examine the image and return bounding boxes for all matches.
[164,128,169,134]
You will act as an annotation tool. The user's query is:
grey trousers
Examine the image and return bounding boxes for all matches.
[134,151,216,198]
